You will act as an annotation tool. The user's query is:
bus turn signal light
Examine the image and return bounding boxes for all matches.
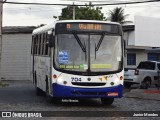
[120,76,123,80]
[53,74,57,79]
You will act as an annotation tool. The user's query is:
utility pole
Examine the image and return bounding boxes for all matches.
[73,2,75,20]
[0,0,3,81]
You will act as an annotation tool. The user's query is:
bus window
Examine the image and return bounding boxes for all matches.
[34,36,38,55]
[38,34,41,55]
[45,33,49,55]
[31,36,34,54]
[41,33,45,55]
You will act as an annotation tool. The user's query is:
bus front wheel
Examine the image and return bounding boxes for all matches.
[46,78,53,103]
[101,98,114,105]
[34,73,42,96]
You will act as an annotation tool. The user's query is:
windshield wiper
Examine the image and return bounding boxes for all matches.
[95,32,105,59]
[72,31,86,53]
[72,31,87,61]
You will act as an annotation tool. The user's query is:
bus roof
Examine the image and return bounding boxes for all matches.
[32,20,121,35]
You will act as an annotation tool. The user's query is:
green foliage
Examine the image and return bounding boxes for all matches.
[0,81,9,87]
[58,5,105,20]
[108,7,132,24]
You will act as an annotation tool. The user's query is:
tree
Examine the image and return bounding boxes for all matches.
[57,4,106,20]
[107,7,132,24]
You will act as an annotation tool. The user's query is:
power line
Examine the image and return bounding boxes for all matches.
[0,0,160,6]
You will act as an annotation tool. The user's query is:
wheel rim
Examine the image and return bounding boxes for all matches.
[142,80,150,89]
[146,80,151,88]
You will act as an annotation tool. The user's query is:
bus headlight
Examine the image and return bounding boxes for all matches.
[57,77,67,85]
[57,77,63,84]
[115,78,120,84]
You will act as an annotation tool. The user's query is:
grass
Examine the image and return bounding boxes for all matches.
[0,81,9,87]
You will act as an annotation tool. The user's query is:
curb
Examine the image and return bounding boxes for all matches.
[124,89,160,101]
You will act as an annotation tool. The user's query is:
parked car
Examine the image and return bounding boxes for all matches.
[124,61,160,89]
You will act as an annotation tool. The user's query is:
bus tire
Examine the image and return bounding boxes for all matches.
[101,98,114,105]
[36,87,42,96]
[52,97,61,103]
[35,73,42,95]
[124,82,132,88]
[33,72,36,85]
[46,77,53,103]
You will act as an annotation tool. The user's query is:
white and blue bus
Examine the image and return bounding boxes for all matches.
[31,20,124,105]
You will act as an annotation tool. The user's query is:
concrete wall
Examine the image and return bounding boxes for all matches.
[0,0,3,80]
[123,31,135,46]
[124,50,147,68]
[123,30,149,68]
[1,34,32,80]
[135,16,160,47]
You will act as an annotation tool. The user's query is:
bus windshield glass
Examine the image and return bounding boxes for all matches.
[54,33,122,73]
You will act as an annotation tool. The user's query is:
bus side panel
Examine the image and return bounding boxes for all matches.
[34,56,50,92]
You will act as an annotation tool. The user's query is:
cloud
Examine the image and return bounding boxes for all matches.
[3,0,66,26]
[3,0,160,26]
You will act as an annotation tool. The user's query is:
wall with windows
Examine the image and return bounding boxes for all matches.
[124,50,147,68]
[123,26,151,69]
[148,53,159,61]
[123,24,160,69]
[1,34,32,80]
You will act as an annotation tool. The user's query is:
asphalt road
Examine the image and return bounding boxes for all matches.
[0,80,159,120]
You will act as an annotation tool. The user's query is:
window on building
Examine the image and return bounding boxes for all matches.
[127,53,136,65]
[148,53,158,61]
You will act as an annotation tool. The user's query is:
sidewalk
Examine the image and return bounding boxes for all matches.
[124,87,160,101]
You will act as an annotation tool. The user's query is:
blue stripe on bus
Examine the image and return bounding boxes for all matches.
[52,83,123,98]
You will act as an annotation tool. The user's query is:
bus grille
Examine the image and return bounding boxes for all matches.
[71,82,106,86]
[72,91,106,95]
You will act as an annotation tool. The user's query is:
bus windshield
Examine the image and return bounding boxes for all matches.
[54,33,122,73]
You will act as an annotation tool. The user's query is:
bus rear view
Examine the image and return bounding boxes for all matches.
[32,20,124,105]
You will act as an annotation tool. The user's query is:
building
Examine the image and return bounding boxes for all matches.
[1,26,35,80]
[0,0,3,81]
[123,25,160,68]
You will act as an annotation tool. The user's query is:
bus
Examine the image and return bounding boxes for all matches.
[31,20,124,105]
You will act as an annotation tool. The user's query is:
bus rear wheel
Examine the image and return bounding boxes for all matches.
[101,98,114,105]
[46,78,53,103]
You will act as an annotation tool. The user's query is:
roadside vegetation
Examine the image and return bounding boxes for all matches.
[0,81,9,87]
[55,4,132,24]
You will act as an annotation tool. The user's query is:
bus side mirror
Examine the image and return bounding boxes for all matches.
[47,31,55,47]
[48,35,55,47]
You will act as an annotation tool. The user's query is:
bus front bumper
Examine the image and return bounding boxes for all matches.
[52,83,123,98]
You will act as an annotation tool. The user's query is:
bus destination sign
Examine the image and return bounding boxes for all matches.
[56,22,120,34]
[66,23,102,31]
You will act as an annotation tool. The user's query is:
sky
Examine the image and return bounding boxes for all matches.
[2,0,160,26]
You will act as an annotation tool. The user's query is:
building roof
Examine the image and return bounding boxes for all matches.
[2,26,36,34]
[122,25,134,32]
[145,48,160,53]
